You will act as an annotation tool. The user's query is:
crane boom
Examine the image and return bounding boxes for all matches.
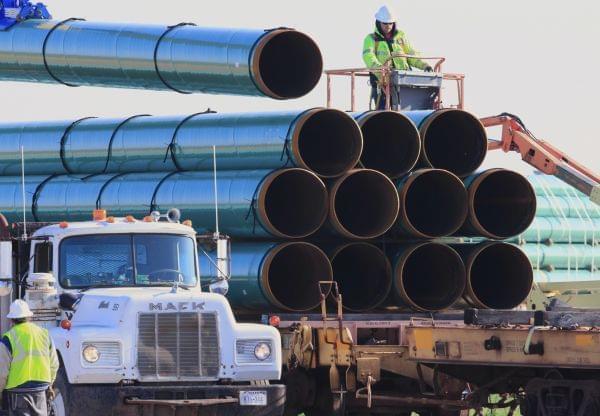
[481,113,600,205]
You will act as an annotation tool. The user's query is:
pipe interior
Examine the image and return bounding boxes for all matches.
[360,112,420,178]
[473,171,537,238]
[404,170,467,237]
[264,170,328,238]
[267,243,332,311]
[258,31,323,99]
[331,244,391,311]
[334,171,399,238]
[298,110,363,177]
[423,111,487,177]
[399,244,465,311]
[470,243,533,309]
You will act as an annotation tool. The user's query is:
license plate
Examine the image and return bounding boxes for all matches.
[239,390,267,406]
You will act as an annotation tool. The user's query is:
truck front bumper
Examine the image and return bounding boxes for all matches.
[68,383,286,416]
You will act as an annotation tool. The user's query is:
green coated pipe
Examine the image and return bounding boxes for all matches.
[0,109,363,178]
[4,168,329,238]
[519,243,599,270]
[536,195,600,218]
[509,217,600,244]
[199,242,332,312]
[0,20,323,99]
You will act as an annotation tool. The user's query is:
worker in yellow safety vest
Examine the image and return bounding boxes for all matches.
[0,300,59,416]
[363,5,432,110]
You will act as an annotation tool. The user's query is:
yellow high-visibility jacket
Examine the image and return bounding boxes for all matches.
[362,27,428,80]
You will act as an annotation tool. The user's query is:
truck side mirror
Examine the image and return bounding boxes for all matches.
[0,241,13,296]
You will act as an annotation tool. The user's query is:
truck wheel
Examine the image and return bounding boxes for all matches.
[49,367,71,416]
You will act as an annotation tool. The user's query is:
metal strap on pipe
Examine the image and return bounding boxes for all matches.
[245,27,293,95]
[41,18,86,87]
[59,116,97,174]
[95,172,128,210]
[100,114,152,174]
[278,108,316,168]
[164,109,217,171]
[244,170,276,235]
[31,173,59,221]
[149,171,180,213]
[153,22,196,94]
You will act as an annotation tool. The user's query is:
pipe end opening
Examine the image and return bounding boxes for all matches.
[256,30,323,99]
[422,110,487,177]
[472,170,537,239]
[403,169,468,237]
[262,169,328,238]
[266,243,332,311]
[469,243,533,309]
[331,243,392,311]
[397,243,466,311]
[359,111,421,178]
[295,109,363,177]
[332,170,399,239]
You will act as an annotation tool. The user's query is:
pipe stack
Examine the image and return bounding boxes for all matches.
[509,174,599,293]
[0,108,537,313]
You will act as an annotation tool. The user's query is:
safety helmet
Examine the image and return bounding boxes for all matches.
[6,299,33,319]
[375,5,397,24]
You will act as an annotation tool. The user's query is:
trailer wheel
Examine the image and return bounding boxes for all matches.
[49,367,71,416]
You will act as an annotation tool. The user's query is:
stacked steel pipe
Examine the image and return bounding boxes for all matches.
[0,17,536,313]
[509,174,599,294]
[0,108,537,313]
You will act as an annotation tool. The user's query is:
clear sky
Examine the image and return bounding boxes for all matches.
[2,0,599,175]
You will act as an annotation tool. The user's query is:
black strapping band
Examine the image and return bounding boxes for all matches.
[59,116,97,174]
[100,114,152,174]
[150,171,180,213]
[153,22,197,94]
[95,172,128,210]
[31,174,60,222]
[42,18,86,87]
[163,108,217,171]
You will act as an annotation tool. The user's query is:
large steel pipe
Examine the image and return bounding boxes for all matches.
[404,109,487,177]
[391,243,466,312]
[393,169,468,238]
[199,242,333,312]
[459,169,537,239]
[0,21,322,99]
[0,176,45,223]
[353,111,420,179]
[328,169,399,239]
[0,109,362,178]
[327,243,392,312]
[508,217,600,244]
[454,242,533,309]
[29,168,328,238]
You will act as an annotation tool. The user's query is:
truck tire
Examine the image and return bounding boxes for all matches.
[49,367,71,416]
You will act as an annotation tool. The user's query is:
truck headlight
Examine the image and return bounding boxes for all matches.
[254,342,271,361]
[81,342,122,367]
[82,345,100,363]
[236,340,273,364]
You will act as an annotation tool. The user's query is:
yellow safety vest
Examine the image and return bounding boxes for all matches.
[4,322,53,389]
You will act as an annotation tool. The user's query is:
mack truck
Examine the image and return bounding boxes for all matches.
[0,209,285,416]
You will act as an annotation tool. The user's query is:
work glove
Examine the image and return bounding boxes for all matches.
[424,65,433,72]
[47,387,55,401]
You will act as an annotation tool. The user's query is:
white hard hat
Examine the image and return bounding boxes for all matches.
[7,299,33,319]
[375,5,397,24]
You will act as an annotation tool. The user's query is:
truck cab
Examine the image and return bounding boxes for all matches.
[0,212,284,416]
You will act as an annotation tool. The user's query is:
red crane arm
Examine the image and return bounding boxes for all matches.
[481,114,599,205]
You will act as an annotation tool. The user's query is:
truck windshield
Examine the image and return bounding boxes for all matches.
[59,234,197,289]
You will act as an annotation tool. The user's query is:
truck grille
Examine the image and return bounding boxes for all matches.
[137,312,220,379]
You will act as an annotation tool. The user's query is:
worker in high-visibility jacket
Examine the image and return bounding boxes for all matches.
[0,300,59,416]
[363,5,433,110]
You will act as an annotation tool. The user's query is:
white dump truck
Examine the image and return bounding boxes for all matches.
[0,209,284,416]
